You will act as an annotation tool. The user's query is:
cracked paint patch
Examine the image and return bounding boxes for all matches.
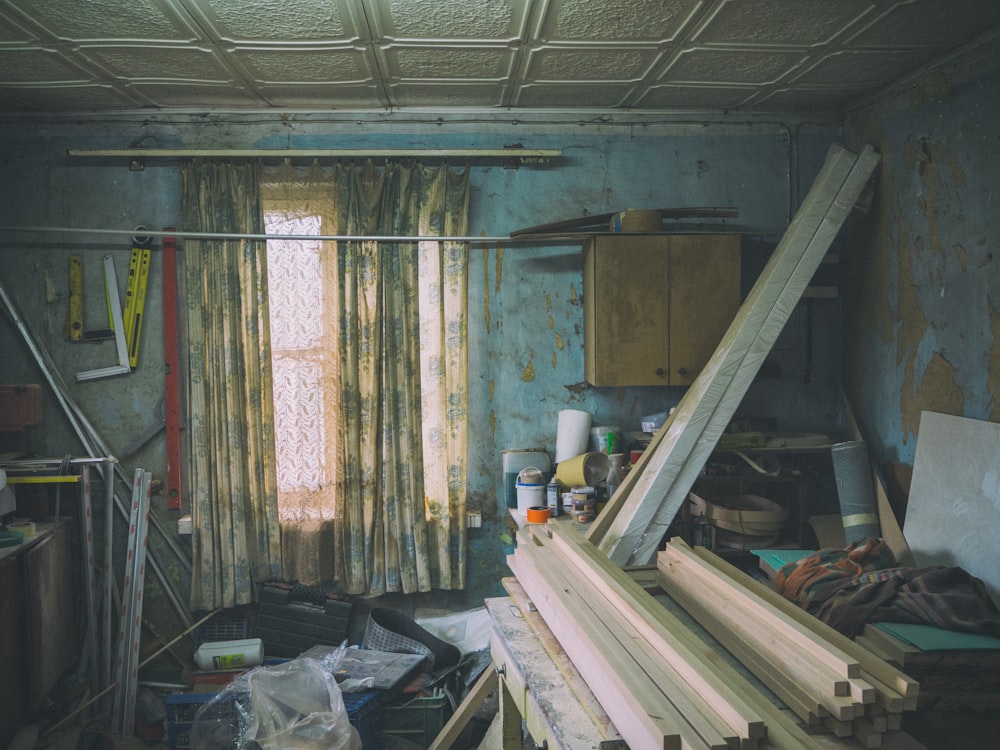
[522,358,535,381]
[906,351,964,438]
[991,298,1000,421]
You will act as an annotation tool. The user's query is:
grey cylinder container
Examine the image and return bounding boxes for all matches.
[830,440,880,544]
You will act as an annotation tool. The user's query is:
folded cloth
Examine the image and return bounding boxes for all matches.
[776,537,1000,639]
[362,607,462,672]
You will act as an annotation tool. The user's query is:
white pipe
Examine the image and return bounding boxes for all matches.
[0,225,582,244]
[68,148,561,159]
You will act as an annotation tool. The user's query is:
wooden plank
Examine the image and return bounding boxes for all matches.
[542,524,767,741]
[428,667,497,750]
[509,537,686,750]
[592,144,881,566]
[662,574,829,723]
[686,543,918,700]
[526,527,748,747]
[662,539,863,680]
[515,529,731,749]
[657,551,859,723]
[509,207,739,237]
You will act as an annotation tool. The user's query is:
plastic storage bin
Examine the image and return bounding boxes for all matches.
[166,688,380,750]
[380,693,450,749]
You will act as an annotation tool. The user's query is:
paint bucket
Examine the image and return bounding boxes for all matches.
[516,467,546,517]
[502,450,550,509]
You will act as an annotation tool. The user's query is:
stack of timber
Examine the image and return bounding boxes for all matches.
[858,624,1000,713]
[658,539,921,749]
[509,522,839,750]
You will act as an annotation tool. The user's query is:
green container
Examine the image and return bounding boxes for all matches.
[380,694,450,748]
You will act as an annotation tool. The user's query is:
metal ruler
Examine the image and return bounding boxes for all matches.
[123,238,152,368]
[112,468,151,740]
[76,255,131,381]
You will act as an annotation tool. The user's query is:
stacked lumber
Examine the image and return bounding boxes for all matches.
[858,624,1000,713]
[508,522,835,750]
[658,539,920,749]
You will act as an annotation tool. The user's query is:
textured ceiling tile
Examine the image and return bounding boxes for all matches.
[752,85,870,111]
[4,0,194,41]
[256,83,384,108]
[848,0,1000,49]
[0,84,137,110]
[695,0,875,47]
[513,82,630,107]
[538,0,703,43]
[387,82,506,107]
[0,48,90,82]
[524,47,656,80]
[663,48,805,84]
[81,45,230,81]
[233,47,374,83]
[370,0,526,41]
[383,45,513,79]
[127,81,263,106]
[0,10,36,42]
[188,0,362,43]
[794,49,935,86]
[634,83,755,110]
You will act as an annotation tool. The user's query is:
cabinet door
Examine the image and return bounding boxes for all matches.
[584,234,740,386]
[667,234,741,386]
[584,235,670,386]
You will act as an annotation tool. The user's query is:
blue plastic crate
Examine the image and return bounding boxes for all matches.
[343,690,380,749]
[166,688,380,750]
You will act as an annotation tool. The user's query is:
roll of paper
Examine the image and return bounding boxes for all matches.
[555,409,592,463]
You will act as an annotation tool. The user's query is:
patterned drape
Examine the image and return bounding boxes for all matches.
[261,160,469,596]
[180,160,283,611]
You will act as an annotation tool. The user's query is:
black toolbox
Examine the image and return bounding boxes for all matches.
[254,582,354,658]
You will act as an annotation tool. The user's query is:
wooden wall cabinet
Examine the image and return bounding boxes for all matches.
[583,234,741,386]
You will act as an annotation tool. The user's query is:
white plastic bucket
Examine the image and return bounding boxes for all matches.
[516,480,545,517]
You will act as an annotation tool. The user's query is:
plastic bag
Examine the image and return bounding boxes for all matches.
[191,641,361,750]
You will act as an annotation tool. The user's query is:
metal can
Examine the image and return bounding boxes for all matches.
[546,476,561,516]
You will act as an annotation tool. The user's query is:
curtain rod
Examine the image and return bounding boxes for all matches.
[0,225,582,245]
[67,148,561,159]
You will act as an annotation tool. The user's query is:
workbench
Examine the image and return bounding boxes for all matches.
[485,589,626,749]
[484,573,927,750]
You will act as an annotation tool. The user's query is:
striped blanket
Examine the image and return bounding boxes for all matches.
[775,538,1000,638]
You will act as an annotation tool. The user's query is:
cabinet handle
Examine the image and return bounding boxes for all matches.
[678,367,688,376]
[655,368,665,377]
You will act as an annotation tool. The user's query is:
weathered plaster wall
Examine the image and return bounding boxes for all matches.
[843,63,1000,466]
[0,114,839,603]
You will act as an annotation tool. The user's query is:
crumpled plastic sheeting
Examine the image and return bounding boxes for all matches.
[191,642,361,750]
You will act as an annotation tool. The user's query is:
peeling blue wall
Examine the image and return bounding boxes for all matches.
[0,114,840,601]
[843,63,1000,467]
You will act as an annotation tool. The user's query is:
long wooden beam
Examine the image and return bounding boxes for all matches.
[686,544,918,700]
[510,524,834,750]
[520,527,738,749]
[542,524,767,741]
[591,144,881,566]
[509,532,688,750]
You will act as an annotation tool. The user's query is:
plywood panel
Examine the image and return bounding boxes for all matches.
[904,410,1000,604]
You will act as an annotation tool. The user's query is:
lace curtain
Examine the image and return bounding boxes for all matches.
[261,160,469,595]
[180,160,283,611]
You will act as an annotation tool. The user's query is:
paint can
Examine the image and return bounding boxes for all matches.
[516,467,545,517]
